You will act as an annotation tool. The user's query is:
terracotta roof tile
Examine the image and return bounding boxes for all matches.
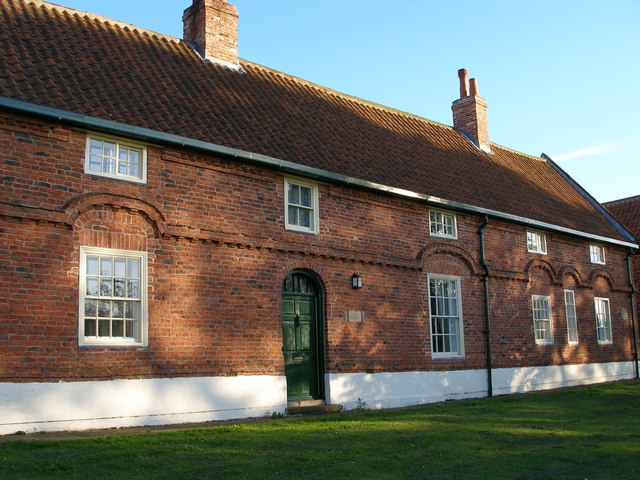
[0,0,629,241]
[604,195,640,239]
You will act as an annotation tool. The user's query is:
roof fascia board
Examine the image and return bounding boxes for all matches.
[1,97,636,249]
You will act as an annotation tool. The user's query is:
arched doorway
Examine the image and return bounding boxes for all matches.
[281,271,325,401]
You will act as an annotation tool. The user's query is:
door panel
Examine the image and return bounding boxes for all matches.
[282,293,319,400]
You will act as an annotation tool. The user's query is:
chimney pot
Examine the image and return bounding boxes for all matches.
[469,78,479,96]
[458,68,469,98]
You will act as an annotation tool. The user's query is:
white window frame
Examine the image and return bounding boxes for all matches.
[79,246,148,347]
[594,297,612,344]
[526,230,547,254]
[428,274,464,358]
[284,178,319,234]
[589,244,605,265]
[429,210,458,239]
[532,295,553,345]
[84,134,147,184]
[564,290,579,344]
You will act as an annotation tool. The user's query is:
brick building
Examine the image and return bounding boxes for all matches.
[604,195,640,327]
[0,0,638,434]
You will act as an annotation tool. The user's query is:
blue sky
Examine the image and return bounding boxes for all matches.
[56,0,639,203]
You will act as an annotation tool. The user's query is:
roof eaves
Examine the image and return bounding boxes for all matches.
[2,96,636,249]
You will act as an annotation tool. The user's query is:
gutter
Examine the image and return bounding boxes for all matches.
[478,215,493,397]
[1,96,636,249]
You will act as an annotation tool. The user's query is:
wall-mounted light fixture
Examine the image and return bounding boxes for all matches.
[351,273,362,289]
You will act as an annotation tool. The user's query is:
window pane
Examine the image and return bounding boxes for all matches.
[432,318,441,335]
[449,298,457,316]
[126,320,136,337]
[126,258,140,279]
[129,163,139,177]
[100,278,113,297]
[117,161,128,174]
[98,300,111,318]
[100,257,113,276]
[102,157,115,174]
[87,256,99,275]
[103,141,116,158]
[119,148,129,161]
[112,300,124,318]
[84,299,97,317]
[125,301,137,319]
[89,155,102,172]
[288,206,299,225]
[127,279,140,299]
[112,320,124,337]
[300,186,312,207]
[445,216,454,234]
[114,278,126,298]
[129,150,139,164]
[98,320,110,337]
[288,184,300,204]
[85,319,97,336]
[449,320,457,335]
[90,139,103,155]
[114,258,126,277]
[299,208,311,228]
[86,277,99,296]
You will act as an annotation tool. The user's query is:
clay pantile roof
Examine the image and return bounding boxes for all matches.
[604,196,640,239]
[0,0,631,242]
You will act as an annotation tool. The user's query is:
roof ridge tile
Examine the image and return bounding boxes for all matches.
[238,58,457,133]
[23,0,181,44]
[602,194,640,206]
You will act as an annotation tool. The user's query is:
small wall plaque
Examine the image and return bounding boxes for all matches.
[347,310,365,323]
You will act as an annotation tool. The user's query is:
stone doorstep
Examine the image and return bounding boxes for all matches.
[286,401,343,415]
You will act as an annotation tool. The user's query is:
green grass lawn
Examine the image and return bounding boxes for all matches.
[2,381,639,479]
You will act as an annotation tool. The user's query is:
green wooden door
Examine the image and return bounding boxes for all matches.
[282,272,322,401]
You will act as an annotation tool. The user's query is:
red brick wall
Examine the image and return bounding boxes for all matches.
[0,111,636,382]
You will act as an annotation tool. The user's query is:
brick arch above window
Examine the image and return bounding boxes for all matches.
[558,265,583,288]
[588,269,616,292]
[64,193,167,238]
[417,243,479,276]
[524,258,557,285]
[72,205,157,253]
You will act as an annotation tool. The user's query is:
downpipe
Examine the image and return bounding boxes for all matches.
[626,250,639,379]
[478,215,493,396]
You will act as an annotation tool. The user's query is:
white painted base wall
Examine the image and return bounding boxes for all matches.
[1,361,636,435]
[327,361,637,411]
[0,375,287,435]
[491,361,636,395]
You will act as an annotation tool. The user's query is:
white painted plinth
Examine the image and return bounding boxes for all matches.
[328,361,636,411]
[0,375,287,435]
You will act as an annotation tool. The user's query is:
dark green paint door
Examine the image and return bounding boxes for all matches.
[282,273,322,401]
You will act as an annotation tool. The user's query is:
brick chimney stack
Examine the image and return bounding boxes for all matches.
[183,0,239,68]
[452,69,490,152]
